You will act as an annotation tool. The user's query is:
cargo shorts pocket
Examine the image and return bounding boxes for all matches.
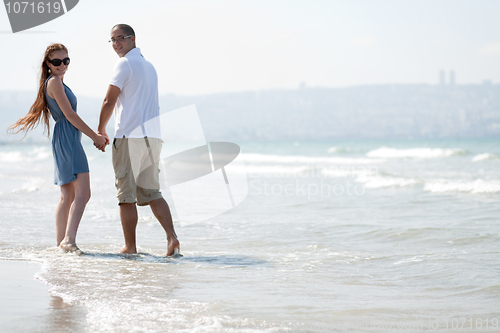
[114,166,127,187]
[112,138,121,150]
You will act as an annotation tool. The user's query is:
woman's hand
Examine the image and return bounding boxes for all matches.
[93,133,107,152]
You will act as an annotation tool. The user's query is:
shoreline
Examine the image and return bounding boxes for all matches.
[0,259,87,332]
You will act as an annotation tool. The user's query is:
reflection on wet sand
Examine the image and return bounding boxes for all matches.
[43,296,87,332]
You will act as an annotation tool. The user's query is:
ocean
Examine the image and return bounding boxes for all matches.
[0,138,499,332]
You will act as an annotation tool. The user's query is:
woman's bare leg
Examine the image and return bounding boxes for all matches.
[56,182,75,246]
[60,173,90,252]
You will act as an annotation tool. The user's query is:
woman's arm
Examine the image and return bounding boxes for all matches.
[47,76,105,149]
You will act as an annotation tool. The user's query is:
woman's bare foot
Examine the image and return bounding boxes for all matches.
[60,241,83,255]
[119,246,137,254]
[166,238,181,257]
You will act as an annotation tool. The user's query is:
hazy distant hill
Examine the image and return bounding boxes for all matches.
[1,84,499,143]
[161,83,500,140]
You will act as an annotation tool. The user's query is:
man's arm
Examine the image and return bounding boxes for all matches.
[97,85,121,147]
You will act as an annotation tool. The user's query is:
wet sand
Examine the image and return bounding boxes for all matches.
[0,260,86,333]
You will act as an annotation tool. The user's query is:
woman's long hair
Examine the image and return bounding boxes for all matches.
[8,43,68,138]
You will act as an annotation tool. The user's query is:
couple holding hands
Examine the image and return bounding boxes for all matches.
[9,24,180,257]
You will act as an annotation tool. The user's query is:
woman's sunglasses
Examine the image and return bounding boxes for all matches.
[48,57,70,66]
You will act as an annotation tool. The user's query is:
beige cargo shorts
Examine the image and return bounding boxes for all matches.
[112,136,163,206]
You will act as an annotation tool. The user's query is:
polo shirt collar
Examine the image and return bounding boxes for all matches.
[124,47,142,58]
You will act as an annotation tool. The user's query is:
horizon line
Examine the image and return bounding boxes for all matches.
[0,81,498,98]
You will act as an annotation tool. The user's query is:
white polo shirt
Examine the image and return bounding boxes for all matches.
[109,47,161,139]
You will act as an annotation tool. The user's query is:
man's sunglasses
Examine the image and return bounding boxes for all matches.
[48,57,70,66]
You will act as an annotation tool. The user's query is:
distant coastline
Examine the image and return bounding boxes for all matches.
[1,83,499,142]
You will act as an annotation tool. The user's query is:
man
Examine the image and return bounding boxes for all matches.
[97,24,180,256]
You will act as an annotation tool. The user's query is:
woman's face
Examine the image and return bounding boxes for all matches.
[46,49,69,77]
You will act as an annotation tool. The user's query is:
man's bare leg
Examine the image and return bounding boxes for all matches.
[149,198,180,256]
[119,203,138,254]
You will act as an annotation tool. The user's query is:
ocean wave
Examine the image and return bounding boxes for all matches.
[321,166,377,178]
[424,179,500,194]
[452,285,500,297]
[355,174,420,188]
[16,180,43,193]
[327,146,350,154]
[242,153,384,165]
[366,146,467,159]
[25,247,285,333]
[0,176,48,194]
[450,233,500,245]
[30,147,52,161]
[471,153,499,162]
[0,151,24,163]
[243,164,313,176]
[0,147,51,163]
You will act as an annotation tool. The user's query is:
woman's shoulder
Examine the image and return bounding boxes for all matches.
[46,75,64,91]
[45,76,65,100]
[47,75,62,85]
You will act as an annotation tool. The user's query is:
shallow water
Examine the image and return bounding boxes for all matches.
[1,139,499,332]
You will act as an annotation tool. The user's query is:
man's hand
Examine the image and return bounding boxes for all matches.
[93,133,107,152]
[97,129,110,146]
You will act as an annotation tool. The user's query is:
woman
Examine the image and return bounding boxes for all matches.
[9,43,107,253]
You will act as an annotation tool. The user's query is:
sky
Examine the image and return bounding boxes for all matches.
[1,0,499,98]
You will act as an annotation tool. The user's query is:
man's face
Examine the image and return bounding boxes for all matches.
[110,28,135,57]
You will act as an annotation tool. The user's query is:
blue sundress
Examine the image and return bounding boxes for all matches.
[45,76,89,186]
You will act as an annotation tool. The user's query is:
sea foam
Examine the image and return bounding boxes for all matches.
[471,153,499,162]
[367,147,467,159]
[424,179,500,194]
[355,174,420,188]
[0,147,51,163]
[327,146,350,154]
[242,153,383,165]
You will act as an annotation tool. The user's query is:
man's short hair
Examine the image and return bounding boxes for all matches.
[113,24,135,36]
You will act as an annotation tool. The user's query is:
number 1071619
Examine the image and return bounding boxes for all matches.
[5,2,62,14]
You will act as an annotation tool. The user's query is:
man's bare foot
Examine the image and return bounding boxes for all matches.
[60,241,83,255]
[119,246,137,254]
[166,238,181,257]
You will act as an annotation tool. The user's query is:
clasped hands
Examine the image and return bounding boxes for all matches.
[94,130,110,152]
